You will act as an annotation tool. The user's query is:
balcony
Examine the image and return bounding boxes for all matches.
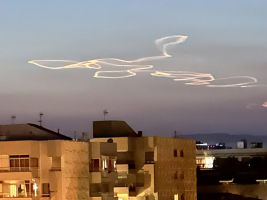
[0,180,37,199]
[115,174,136,187]
[0,193,33,199]
[50,167,61,171]
[0,167,39,179]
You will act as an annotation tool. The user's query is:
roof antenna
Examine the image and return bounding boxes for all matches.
[74,131,76,140]
[103,109,108,121]
[174,130,177,138]
[39,112,44,126]
[11,115,16,124]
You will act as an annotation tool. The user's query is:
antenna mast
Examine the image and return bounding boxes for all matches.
[11,115,16,124]
[103,109,108,121]
[174,130,177,138]
[39,112,44,126]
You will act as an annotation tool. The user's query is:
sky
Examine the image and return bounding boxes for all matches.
[0,1,267,138]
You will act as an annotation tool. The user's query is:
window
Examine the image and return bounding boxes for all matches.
[10,185,17,197]
[174,150,177,157]
[174,171,178,179]
[145,152,154,164]
[51,157,61,170]
[181,171,184,179]
[0,155,9,171]
[180,150,184,157]
[181,193,185,200]
[10,155,30,172]
[174,194,179,200]
[90,159,100,172]
[31,183,38,197]
[42,183,50,196]
[108,159,116,171]
[30,158,38,167]
[25,180,30,197]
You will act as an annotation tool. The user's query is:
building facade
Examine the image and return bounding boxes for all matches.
[0,122,197,200]
[91,121,197,200]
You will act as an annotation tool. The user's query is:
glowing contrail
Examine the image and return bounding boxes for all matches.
[247,102,267,109]
[29,35,266,88]
[151,71,214,86]
[247,103,257,109]
[29,35,188,79]
[151,71,264,88]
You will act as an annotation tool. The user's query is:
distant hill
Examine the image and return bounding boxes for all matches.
[178,133,267,148]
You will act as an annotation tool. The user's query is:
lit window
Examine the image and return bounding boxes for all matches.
[10,185,17,197]
[204,157,215,169]
[174,193,179,200]
[33,183,38,197]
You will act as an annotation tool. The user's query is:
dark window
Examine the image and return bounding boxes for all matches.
[9,155,31,172]
[174,171,178,179]
[145,152,154,164]
[128,163,135,169]
[181,193,185,200]
[25,181,30,197]
[174,150,177,157]
[90,159,100,172]
[42,183,50,196]
[30,158,38,167]
[181,171,184,179]
[180,150,184,157]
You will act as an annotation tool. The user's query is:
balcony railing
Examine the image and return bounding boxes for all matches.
[0,192,34,198]
[50,167,61,171]
[0,167,38,172]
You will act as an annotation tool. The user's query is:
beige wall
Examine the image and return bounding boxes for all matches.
[91,137,133,152]
[92,136,197,200]
[0,140,91,200]
[154,137,197,200]
[62,141,90,200]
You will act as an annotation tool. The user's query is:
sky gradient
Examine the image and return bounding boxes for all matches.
[1,1,267,138]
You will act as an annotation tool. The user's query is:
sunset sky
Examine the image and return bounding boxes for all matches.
[1,1,267,138]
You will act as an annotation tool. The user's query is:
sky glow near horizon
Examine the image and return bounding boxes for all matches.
[1,1,267,137]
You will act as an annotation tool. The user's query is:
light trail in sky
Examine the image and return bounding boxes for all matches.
[247,102,267,109]
[29,35,187,79]
[29,35,266,88]
[247,103,257,109]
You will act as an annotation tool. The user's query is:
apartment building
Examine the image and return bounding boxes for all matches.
[0,124,119,200]
[91,121,197,200]
[0,122,197,200]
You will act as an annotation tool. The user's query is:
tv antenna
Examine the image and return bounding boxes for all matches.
[174,130,177,138]
[39,112,44,126]
[103,109,108,121]
[74,131,76,140]
[11,115,16,124]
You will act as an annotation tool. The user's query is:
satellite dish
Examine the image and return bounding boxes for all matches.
[107,138,113,143]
